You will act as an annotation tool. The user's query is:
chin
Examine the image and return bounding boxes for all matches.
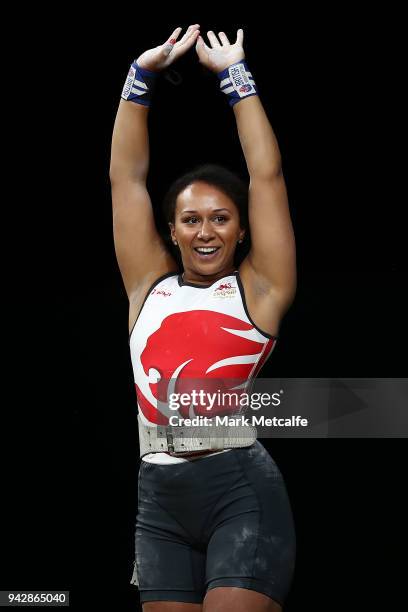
[196,263,230,277]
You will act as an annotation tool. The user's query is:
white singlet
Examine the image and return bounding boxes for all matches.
[129,271,278,464]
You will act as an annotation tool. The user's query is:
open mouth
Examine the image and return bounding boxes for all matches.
[193,247,221,259]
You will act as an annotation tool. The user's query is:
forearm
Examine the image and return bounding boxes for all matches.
[109,100,150,184]
[233,95,282,179]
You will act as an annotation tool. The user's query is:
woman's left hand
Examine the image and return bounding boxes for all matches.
[195,29,245,74]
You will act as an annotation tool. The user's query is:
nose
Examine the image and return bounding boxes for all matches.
[197,219,214,241]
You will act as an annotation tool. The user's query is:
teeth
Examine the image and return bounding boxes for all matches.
[196,247,218,253]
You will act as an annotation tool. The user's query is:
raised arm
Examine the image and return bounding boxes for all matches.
[109,25,200,300]
[195,30,297,317]
[234,95,296,308]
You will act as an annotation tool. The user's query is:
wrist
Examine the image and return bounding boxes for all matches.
[217,60,258,107]
[121,60,158,107]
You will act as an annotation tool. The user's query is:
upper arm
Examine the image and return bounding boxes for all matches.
[111,179,178,299]
[245,172,297,310]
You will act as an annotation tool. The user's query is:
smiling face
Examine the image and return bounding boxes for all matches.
[169,181,246,284]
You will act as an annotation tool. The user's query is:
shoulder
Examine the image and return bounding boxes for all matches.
[128,270,179,336]
[129,270,179,303]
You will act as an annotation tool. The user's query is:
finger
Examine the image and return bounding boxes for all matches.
[207,30,221,48]
[195,35,210,62]
[162,27,182,55]
[167,26,183,43]
[218,31,230,46]
[236,28,244,46]
[171,28,200,60]
[196,35,211,51]
[175,25,200,49]
[178,23,200,44]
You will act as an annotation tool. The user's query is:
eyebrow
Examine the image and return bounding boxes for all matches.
[180,208,231,214]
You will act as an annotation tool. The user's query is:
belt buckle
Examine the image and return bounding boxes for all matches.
[165,427,175,453]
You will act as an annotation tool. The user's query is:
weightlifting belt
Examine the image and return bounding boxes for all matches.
[138,414,257,458]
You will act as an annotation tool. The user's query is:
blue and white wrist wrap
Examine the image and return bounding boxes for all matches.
[121,61,157,107]
[217,60,258,107]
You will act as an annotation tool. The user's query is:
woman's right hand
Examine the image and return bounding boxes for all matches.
[136,24,200,72]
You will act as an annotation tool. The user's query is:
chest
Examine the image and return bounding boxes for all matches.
[130,276,272,380]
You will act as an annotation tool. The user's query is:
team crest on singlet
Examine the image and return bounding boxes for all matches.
[212,282,237,299]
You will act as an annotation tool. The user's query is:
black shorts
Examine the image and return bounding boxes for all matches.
[130,440,296,606]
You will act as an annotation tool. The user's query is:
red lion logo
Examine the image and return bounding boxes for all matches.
[135,310,274,424]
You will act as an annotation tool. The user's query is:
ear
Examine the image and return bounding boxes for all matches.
[239,228,246,242]
[168,222,176,243]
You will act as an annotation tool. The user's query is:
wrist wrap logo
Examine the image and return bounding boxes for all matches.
[218,61,257,106]
[122,65,137,100]
[229,63,256,97]
[121,62,156,107]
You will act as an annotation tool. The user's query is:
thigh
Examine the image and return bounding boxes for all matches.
[204,441,296,606]
[135,535,206,604]
[133,461,207,605]
[203,586,281,612]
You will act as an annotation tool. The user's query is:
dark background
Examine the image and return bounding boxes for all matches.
[2,15,405,612]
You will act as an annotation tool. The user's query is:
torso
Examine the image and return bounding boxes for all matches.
[128,261,281,460]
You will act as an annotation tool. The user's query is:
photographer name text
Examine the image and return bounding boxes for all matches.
[168,415,308,427]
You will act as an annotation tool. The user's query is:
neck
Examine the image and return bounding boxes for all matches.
[182,266,236,285]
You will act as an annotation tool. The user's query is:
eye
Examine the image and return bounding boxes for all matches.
[214,215,227,223]
[183,216,199,224]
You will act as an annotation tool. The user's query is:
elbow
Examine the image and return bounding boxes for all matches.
[267,160,283,180]
[250,160,283,182]
[109,160,120,185]
[272,163,283,179]
[109,164,147,186]
[267,155,283,178]
[109,159,127,185]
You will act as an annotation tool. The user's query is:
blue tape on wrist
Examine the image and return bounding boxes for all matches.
[121,61,158,107]
[217,60,258,106]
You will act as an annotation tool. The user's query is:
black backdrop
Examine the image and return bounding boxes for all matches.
[2,15,405,612]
